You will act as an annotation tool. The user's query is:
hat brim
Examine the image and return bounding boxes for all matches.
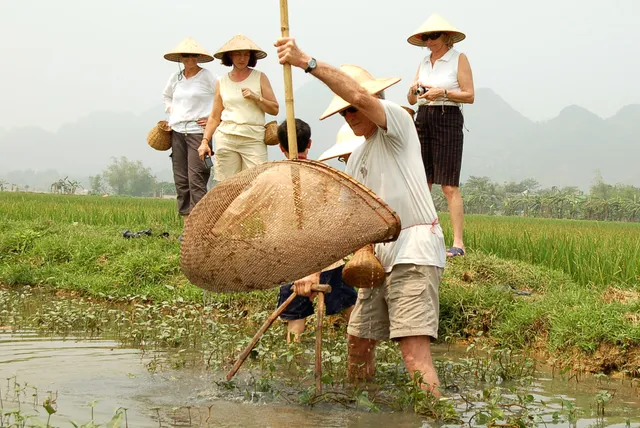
[164,53,214,63]
[319,77,401,120]
[318,138,366,162]
[213,49,267,60]
[407,31,466,47]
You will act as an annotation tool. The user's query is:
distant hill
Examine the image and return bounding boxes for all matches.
[1,82,638,191]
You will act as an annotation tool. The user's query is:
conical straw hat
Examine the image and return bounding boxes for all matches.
[318,123,365,162]
[164,37,214,63]
[214,34,267,60]
[407,13,466,47]
[319,65,400,120]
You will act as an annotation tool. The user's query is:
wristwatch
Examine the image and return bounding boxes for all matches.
[304,57,317,73]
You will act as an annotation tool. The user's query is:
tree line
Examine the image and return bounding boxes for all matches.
[89,157,176,197]
[431,173,640,222]
[4,159,639,222]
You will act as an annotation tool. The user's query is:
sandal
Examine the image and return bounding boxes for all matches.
[446,247,465,257]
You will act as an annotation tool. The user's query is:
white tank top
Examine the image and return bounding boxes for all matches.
[417,48,461,107]
[218,69,265,140]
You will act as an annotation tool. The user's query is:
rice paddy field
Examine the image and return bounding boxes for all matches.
[2,192,639,289]
[1,192,640,426]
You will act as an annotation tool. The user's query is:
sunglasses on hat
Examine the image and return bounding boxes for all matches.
[180,53,198,58]
[421,32,443,41]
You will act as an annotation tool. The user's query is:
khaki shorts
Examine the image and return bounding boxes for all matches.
[347,264,442,341]
[214,131,267,182]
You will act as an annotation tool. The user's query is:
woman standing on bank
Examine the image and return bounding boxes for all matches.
[198,34,279,182]
[407,14,475,257]
[162,37,217,217]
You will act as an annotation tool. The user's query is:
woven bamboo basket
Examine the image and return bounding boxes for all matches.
[342,244,386,289]
[147,121,172,151]
[402,106,416,119]
[263,121,279,146]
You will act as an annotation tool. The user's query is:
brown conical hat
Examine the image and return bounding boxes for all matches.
[407,13,466,47]
[319,65,400,120]
[214,34,267,60]
[164,37,214,63]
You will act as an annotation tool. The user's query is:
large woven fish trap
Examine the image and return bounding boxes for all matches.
[180,160,401,293]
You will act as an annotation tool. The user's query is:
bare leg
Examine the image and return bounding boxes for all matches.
[442,185,464,253]
[286,319,305,344]
[347,334,377,382]
[342,305,354,323]
[399,335,441,398]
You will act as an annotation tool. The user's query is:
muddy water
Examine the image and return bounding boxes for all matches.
[1,332,429,427]
[2,332,640,427]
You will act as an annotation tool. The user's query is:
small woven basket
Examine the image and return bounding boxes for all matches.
[263,121,279,146]
[401,106,416,119]
[147,120,172,151]
[342,244,386,289]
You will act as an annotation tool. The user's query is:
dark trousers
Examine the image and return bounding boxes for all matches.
[171,131,210,216]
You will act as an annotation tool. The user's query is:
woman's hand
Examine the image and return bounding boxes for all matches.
[420,86,446,101]
[241,88,260,101]
[197,117,208,127]
[197,142,212,160]
[408,81,421,96]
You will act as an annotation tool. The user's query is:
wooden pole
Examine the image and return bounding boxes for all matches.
[226,283,332,381]
[314,291,325,394]
[280,0,298,160]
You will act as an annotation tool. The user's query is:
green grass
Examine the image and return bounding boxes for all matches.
[0,192,183,229]
[439,214,640,287]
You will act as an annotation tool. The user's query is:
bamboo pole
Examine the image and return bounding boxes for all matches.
[226,283,331,381]
[314,291,325,394]
[280,0,298,160]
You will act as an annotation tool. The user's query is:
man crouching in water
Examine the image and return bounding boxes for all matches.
[275,118,357,343]
[275,37,446,397]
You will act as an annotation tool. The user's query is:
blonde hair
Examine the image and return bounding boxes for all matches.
[442,33,455,49]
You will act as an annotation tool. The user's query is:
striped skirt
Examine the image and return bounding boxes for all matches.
[415,105,464,187]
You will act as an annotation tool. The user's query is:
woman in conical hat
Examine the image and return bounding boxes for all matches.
[197,34,279,182]
[406,14,475,258]
[162,37,217,218]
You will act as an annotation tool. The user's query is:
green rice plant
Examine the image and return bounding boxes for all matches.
[440,214,640,287]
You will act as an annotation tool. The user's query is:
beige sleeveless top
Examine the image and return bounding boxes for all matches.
[218,69,265,140]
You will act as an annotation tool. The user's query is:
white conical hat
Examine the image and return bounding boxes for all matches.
[407,13,466,47]
[213,34,267,60]
[318,123,366,162]
[319,65,400,120]
[164,37,214,63]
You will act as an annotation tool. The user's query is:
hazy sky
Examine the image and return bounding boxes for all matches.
[1,0,638,132]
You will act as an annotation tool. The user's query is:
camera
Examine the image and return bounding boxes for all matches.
[414,86,429,96]
[204,154,213,169]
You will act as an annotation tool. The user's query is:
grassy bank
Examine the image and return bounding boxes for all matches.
[1,192,639,375]
[3,192,639,287]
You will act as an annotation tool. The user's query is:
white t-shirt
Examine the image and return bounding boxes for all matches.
[346,100,446,271]
[163,68,218,134]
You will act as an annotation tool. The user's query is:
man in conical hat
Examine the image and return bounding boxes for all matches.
[273,119,358,343]
[318,123,366,164]
[276,39,446,396]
